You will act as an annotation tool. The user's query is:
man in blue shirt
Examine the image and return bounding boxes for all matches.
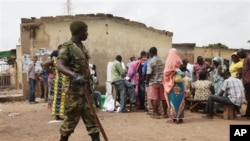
[39,64,49,102]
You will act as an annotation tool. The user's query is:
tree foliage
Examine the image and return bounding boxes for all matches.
[202,43,228,49]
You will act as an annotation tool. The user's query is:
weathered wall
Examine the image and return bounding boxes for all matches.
[194,47,237,61]
[20,14,173,98]
[172,45,245,65]
[16,45,22,89]
[173,43,195,64]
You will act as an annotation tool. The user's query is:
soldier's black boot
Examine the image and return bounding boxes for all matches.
[60,135,69,141]
[90,132,100,141]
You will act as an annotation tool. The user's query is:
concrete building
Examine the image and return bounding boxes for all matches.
[18,13,173,98]
[173,43,196,64]
[173,43,247,64]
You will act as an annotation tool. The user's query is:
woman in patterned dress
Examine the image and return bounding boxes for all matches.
[50,57,66,120]
[192,71,214,101]
[163,48,185,124]
[43,48,65,120]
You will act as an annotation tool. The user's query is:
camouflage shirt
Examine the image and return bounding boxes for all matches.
[57,39,91,91]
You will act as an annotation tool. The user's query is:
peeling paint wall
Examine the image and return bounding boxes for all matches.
[16,45,22,89]
[194,47,237,61]
[19,14,173,98]
[173,43,196,64]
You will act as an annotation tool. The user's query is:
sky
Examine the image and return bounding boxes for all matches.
[0,0,249,51]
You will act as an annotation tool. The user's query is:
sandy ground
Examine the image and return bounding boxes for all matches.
[0,99,250,141]
[0,90,250,141]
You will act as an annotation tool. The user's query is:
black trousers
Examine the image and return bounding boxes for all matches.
[244,83,250,116]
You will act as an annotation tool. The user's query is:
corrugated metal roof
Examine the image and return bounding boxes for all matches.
[0,51,12,58]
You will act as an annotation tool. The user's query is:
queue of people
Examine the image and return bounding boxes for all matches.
[107,47,249,123]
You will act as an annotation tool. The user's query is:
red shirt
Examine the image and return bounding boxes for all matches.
[193,61,210,81]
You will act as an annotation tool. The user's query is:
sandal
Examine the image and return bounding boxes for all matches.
[176,119,183,124]
[151,114,160,119]
[166,119,176,123]
[120,109,130,113]
[147,112,153,115]
[163,114,169,118]
[55,115,64,120]
[202,114,213,119]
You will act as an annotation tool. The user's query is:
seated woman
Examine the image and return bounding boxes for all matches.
[192,71,215,101]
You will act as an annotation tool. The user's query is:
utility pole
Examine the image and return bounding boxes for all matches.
[66,0,72,15]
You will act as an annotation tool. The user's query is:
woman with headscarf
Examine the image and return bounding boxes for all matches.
[229,52,243,78]
[163,48,185,124]
[212,56,226,113]
[212,56,226,96]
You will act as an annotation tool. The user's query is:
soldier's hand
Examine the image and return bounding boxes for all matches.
[73,73,85,86]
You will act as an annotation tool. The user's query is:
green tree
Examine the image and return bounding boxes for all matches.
[202,43,228,49]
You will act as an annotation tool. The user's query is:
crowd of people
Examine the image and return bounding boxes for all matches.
[108,47,250,123]
[25,20,250,141]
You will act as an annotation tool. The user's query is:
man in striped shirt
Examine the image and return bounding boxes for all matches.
[203,71,245,119]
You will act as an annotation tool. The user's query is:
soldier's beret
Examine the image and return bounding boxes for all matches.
[70,21,87,35]
[50,50,59,58]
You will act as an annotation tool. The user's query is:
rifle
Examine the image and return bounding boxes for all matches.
[82,86,109,141]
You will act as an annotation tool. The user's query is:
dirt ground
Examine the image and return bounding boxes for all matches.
[0,89,250,141]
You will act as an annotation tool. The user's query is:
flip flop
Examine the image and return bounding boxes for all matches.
[166,119,176,123]
[202,115,213,119]
[151,114,160,119]
[120,109,130,113]
[147,112,153,115]
[176,119,183,124]
[163,114,169,118]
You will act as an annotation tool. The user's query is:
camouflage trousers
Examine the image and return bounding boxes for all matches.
[60,90,99,136]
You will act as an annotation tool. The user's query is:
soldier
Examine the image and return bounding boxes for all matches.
[57,21,100,141]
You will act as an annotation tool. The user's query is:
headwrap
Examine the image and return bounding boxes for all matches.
[231,52,238,57]
[213,56,226,75]
[163,48,183,94]
[212,56,222,64]
[70,21,87,35]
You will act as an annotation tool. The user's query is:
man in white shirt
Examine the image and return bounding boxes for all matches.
[27,56,38,104]
[182,58,193,81]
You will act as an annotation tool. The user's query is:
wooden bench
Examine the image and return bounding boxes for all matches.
[223,105,235,120]
[186,98,236,119]
[186,98,207,112]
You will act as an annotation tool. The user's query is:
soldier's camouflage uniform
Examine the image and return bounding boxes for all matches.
[58,39,99,136]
